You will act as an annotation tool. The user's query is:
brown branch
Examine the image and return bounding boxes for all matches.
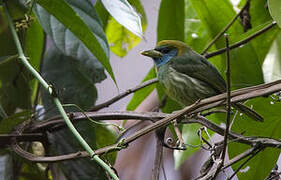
[29,111,165,133]
[213,34,231,179]
[205,21,277,59]
[152,132,164,180]
[222,34,231,164]
[201,0,251,54]
[90,78,158,111]
[10,79,281,163]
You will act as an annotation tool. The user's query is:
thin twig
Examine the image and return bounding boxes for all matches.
[201,0,251,54]
[90,78,158,111]
[221,34,231,167]
[205,21,277,59]
[222,146,259,170]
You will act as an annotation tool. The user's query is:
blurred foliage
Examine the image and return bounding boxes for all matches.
[0,0,280,179]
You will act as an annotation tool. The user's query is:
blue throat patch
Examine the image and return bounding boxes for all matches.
[153,49,178,67]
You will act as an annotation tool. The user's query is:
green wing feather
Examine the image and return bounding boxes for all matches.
[169,50,226,94]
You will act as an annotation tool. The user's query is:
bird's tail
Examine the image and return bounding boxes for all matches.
[233,103,264,122]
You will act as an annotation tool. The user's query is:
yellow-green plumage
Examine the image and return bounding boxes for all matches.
[141,40,263,122]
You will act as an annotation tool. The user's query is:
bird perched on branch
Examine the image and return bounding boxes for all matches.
[141,40,263,122]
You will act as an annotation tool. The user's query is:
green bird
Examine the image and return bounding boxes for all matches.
[141,40,263,122]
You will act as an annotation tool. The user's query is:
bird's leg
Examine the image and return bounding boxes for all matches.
[172,119,186,150]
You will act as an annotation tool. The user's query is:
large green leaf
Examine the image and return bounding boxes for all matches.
[268,0,281,28]
[95,1,109,29]
[157,0,185,42]
[229,97,281,179]
[34,0,115,83]
[127,68,157,111]
[184,0,211,52]
[41,46,98,115]
[190,0,264,88]
[105,0,147,57]
[101,0,143,38]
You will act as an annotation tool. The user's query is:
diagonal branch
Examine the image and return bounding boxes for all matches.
[90,78,158,111]
[205,21,277,59]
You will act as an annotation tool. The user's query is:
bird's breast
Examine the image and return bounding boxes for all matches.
[157,65,217,106]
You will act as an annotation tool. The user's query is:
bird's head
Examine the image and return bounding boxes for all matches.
[141,40,191,67]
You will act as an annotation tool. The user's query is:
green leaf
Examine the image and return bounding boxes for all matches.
[24,16,44,103]
[41,46,98,115]
[157,0,185,42]
[105,0,147,57]
[184,0,224,70]
[95,0,109,29]
[268,0,281,28]
[244,0,279,64]
[0,110,31,133]
[184,0,211,52]
[101,0,144,38]
[190,0,264,88]
[95,124,117,164]
[229,97,281,179]
[34,0,115,83]
[24,17,44,71]
[127,68,156,111]
[249,0,272,27]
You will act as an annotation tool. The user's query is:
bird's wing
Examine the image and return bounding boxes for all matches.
[170,51,226,93]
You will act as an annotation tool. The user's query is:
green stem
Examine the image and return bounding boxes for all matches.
[3,3,118,180]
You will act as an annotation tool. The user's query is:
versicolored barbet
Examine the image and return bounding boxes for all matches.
[141,40,263,122]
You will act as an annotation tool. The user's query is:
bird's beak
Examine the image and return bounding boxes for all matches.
[141,49,163,58]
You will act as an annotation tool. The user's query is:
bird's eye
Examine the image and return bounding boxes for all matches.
[161,48,170,54]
